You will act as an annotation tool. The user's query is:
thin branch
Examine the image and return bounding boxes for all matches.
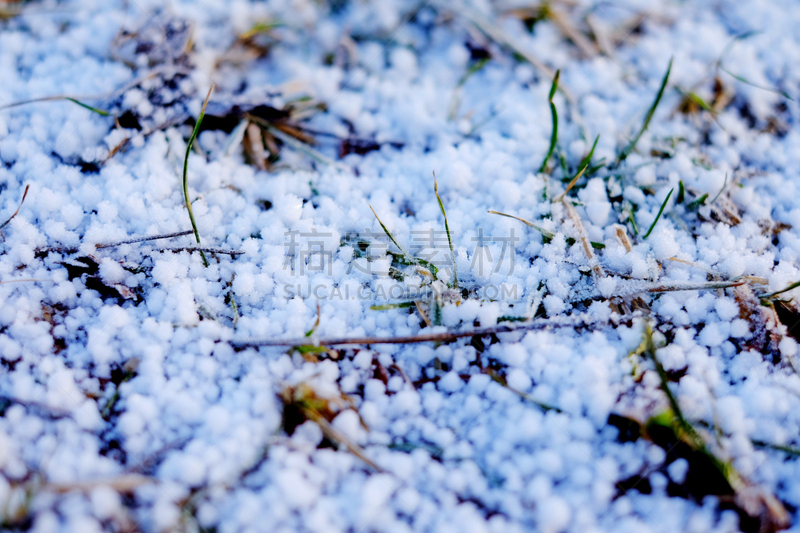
[232,314,599,348]
[157,246,244,257]
[35,230,193,255]
[46,474,153,494]
[97,230,194,248]
[568,279,744,302]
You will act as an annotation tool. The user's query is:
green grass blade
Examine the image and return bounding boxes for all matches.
[760,280,800,300]
[370,204,439,278]
[457,58,490,87]
[369,205,414,260]
[434,173,458,289]
[628,210,639,235]
[710,173,728,204]
[183,86,214,267]
[719,66,793,101]
[676,180,685,203]
[675,87,715,113]
[687,193,708,210]
[617,58,673,164]
[370,302,415,310]
[65,97,111,116]
[643,188,673,239]
[538,69,560,174]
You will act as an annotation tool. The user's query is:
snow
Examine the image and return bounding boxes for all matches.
[0,0,800,531]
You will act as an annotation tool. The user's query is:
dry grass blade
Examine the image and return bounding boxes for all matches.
[554,135,598,202]
[303,410,383,471]
[455,3,585,134]
[586,14,615,57]
[183,85,214,267]
[46,474,152,494]
[562,198,605,281]
[613,225,633,252]
[0,278,49,285]
[460,6,556,80]
[245,122,268,170]
[488,210,554,240]
[485,368,561,412]
[549,6,598,58]
[0,184,30,231]
[568,279,744,302]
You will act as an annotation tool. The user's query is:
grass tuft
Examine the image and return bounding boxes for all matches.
[616,58,673,165]
[183,86,214,267]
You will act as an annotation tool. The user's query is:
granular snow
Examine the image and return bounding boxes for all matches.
[1,0,800,532]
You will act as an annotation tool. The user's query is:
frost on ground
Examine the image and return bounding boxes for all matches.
[2,0,800,532]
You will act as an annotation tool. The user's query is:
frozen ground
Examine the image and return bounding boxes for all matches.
[1,0,800,531]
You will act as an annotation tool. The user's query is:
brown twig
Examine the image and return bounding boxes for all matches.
[0,184,30,231]
[46,474,153,494]
[35,230,194,255]
[232,314,597,348]
[158,246,244,256]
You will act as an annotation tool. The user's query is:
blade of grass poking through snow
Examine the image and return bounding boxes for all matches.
[433,172,457,288]
[369,205,437,277]
[643,188,673,239]
[65,98,110,116]
[687,193,708,210]
[710,173,728,204]
[719,66,793,100]
[183,86,214,267]
[717,32,793,100]
[628,210,639,235]
[369,205,414,260]
[538,69,560,173]
[677,180,685,203]
[554,135,598,202]
[616,58,672,165]
[488,210,555,240]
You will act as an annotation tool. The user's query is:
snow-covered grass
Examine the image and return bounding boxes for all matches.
[2,1,800,532]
